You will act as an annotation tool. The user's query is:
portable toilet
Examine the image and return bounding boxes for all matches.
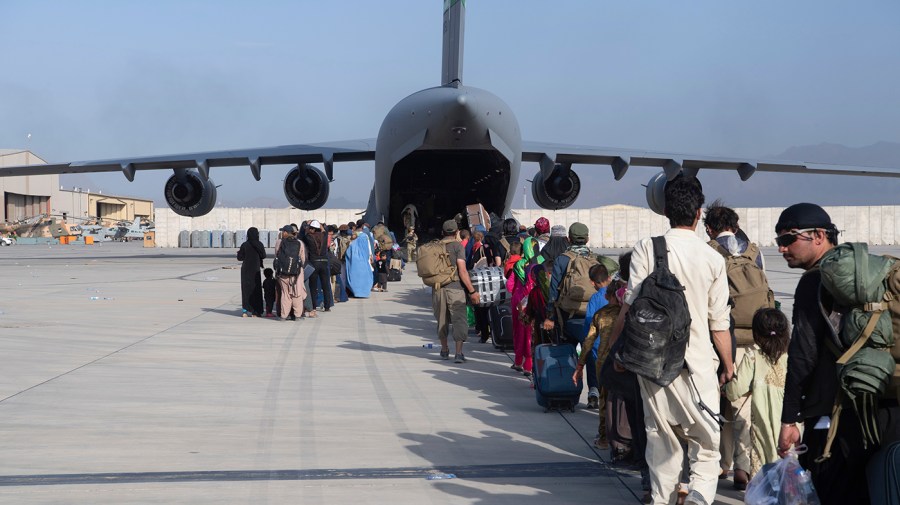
[211,230,223,248]
[222,231,235,248]
[179,230,190,248]
[190,230,202,248]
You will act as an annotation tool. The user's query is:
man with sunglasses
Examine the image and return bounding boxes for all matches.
[773,203,873,504]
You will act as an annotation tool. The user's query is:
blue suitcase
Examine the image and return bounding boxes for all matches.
[533,342,583,412]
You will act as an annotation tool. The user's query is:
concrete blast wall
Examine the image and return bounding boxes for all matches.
[154,205,900,248]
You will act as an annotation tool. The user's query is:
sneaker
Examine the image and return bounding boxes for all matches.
[586,396,600,409]
[454,353,466,363]
[440,349,450,360]
[242,310,249,318]
[510,365,524,372]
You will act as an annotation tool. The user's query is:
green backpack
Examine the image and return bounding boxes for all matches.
[817,242,900,460]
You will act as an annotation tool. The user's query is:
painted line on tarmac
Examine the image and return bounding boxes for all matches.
[0,461,609,487]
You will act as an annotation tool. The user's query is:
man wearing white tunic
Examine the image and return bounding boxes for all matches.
[612,176,733,505]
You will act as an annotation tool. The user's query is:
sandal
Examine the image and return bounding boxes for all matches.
[307,311,318,318]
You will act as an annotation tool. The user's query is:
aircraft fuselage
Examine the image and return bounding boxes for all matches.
[373,83,521,235]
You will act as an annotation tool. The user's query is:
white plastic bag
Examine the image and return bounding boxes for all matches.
[745,446,821,505]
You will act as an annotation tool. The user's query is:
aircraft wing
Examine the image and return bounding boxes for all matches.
[521,141,900,181]
[0,140,377,181]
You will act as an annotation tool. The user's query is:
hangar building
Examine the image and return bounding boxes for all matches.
[1,149,154,226]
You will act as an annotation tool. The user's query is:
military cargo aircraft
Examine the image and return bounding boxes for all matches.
[1,1,898,236]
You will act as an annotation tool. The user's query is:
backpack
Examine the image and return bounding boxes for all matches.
[817,242,900,459]
[617,236,692,387]
[709,240,775,345]
[556,251,600,318]
[416,238,458,288]
[274,237,302,276]
[373,224,393,251]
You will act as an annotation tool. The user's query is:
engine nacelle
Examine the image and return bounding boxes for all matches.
[284,164,329,210]
[164,170,217,217]
[531,165,580,210]
[645,171,668,216]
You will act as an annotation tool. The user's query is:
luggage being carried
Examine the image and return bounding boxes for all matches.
[416,239,457,288]
[817,242,900,459]
[470,266,508,307]
[388,258,403,282]
[709,240,775,345]
[534,329,583,412]
[617,236,691,387]
[488,303,514,350]
[556,251,600,318]
[606,393,633,463]
[274,237,302,276]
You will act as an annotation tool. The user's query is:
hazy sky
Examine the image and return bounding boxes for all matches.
[1,1,898,209]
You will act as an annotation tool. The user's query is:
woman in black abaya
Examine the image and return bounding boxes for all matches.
[237,227,266,317]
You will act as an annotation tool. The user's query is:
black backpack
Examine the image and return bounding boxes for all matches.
[274,237,302,276]
[617,236,692,387]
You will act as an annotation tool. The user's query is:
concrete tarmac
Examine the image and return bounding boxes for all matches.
[1,243,895,504]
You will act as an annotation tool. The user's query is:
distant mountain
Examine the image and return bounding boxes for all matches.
[775,141,900,167]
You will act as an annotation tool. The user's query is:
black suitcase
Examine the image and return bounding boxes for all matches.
[868,441,900,505]
[488,303,514,350]
[387,268,402,282]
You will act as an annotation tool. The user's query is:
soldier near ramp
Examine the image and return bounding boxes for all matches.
[405,227,418,262]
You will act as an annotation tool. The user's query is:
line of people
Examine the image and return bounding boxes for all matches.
[236,219,413,319]
[424,179,899,505]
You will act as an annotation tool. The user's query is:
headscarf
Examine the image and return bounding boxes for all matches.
[540,235,569,264]
[246,227,266,259]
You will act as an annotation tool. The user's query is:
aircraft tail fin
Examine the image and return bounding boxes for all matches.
[442,0,465,86]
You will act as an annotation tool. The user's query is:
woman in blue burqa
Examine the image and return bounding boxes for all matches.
[345,231,373,298]
[237,226,266,317]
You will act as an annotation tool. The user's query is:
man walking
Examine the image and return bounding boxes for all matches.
[432,220,481,363]
[704,200,769,489]
[774,203,877,505]
[612,176,733,505]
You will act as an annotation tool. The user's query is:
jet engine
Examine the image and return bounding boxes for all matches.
[531,164,581,210]
[283,164,330,210]
[164,170,218,217]
[645,171,668,216]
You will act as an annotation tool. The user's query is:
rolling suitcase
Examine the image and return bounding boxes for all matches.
[387,268,402,281]
[533,331,582,412]
[488,303,514,350]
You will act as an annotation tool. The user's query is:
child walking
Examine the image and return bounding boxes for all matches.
[262,267,277,317]
[725,307,790,477]
[574,276,625,449]
[373,250,389,292]
[506,241,533,377]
